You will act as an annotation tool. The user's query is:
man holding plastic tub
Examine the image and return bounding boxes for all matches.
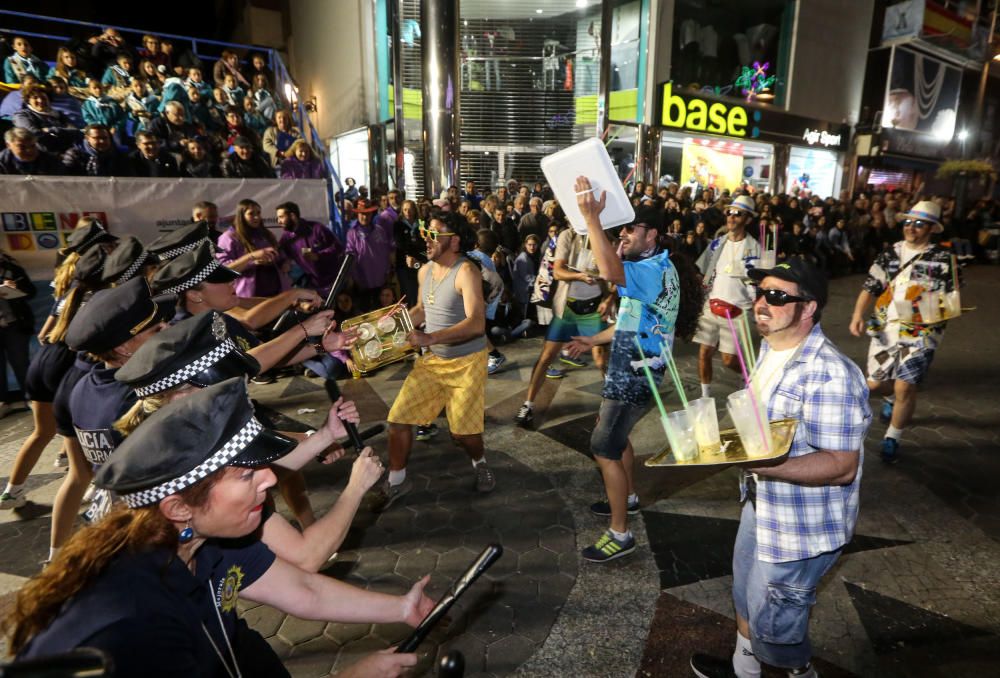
[848,200,961,465]
[694,194,762,398]
[691,258,871,678]
[572,179,680,563]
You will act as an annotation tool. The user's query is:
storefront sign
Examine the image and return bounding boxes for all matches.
[657,81,849,151]
[661,82,749,137]
[802,128,842,147]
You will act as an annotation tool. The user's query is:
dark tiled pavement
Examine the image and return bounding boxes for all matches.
[1,267,999,676]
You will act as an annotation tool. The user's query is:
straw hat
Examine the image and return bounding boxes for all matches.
[896,200,943,233]
[728,194,757,216]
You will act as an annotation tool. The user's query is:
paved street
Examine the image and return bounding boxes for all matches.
[1,267,999,677]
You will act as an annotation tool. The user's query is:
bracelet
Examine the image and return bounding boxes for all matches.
[299,322,309,341]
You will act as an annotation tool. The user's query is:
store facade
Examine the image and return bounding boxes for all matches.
[653,81,849,198]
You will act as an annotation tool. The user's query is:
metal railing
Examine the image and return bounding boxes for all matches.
[0,9,344,230]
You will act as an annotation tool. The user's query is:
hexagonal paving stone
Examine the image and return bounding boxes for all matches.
[324,622,372,646]
[436,546,482,580]
[393,547,439,580]
[466,601,514,643]
[518,547,560,577]
[241,604,285,638]
[486,633,537,674]
[352,547,400,579]
[284,635,339,678]
[278,616,327,645]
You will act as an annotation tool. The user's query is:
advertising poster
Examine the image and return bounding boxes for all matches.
[680,138,744,193]
[881,46,962,139]
[787,147,838,198]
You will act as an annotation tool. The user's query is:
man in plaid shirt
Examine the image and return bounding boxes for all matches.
[692,259,871,678]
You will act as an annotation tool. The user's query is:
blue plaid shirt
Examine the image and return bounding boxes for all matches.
[743,324,872,563]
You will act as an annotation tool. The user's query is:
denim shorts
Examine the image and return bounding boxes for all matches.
[590,398,646,460]
[732,501,842,669]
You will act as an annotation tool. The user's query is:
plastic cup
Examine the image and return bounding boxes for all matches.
[893,297,913,322]
[943,290,961,318]
[727,388,773,458]
[916,291,941,323]
[758,250,777,269]
[665,409,699,461]
[687,397,722,455]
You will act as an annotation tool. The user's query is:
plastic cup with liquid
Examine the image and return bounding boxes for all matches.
[687,397,722,455]
[943,290,961,318]
[758,250,777,269]
[916,291,942,323]
[727,388,773,458]
[664,409,699,462]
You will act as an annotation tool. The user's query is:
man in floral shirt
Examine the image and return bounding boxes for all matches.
[848,200,961,463]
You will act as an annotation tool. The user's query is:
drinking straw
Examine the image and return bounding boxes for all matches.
[740,311,757,366]
[635,337,682,451]
[724,310,770,453]
[659,344,687,409]
[951,254,959,292]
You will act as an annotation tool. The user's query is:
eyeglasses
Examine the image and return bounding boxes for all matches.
[901,219,931,230]
[725,210,746,218]
[419,227,455,242]
[753,286,811,306]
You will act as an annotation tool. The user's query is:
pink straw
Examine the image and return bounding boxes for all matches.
[725,309,771,452]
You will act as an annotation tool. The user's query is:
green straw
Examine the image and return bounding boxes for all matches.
[634,337,669,420]
[660,344,688,409]
[740,312,757,366]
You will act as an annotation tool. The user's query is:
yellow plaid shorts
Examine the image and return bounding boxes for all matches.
[387,349,488,435]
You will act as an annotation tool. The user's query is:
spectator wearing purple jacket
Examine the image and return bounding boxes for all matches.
[277,201,343,296]
[279,140,327,180]
[344,198,394,311]
[216,198,290,298]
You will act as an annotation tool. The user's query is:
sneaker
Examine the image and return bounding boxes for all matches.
[514,403,534,428]
[881,437,900,464]
[415,423,439,442]
[545,367,566,379]
[53,451,69,469]
[303,368,320,379]
[474,461,496,493]
[487,352,507,375]
[0,489,26,510]
[581,529,635,562]
[690,653,736,678]
[81,489,112,523]
[559,354,586,368]
[590,496,640,517]
[370,477,413,512]
[879,399,894,423]
[251,373,277,385]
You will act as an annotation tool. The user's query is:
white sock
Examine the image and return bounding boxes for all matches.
[523,400,534,409]
[732,631,761,678]
[48,547,60,562]
[3,482,23,496]
[388,469,406,486]
[627,493,639,504]
[609,528,631,541]
[701,383,712,398]
[471,457,487,467]
[884,395,895,404]
[886,425,904,440]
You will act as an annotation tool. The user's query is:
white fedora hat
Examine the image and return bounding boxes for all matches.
[727,194,757,216]
[897,200,943,233]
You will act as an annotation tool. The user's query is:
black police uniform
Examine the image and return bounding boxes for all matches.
[52,354,98,437]
[69,364,135,464]
[172,306,262,353]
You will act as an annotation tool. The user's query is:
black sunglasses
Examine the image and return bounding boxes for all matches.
[901,219,931,229]
[622,223,651,233]
[754,286,811,306]
[725,210,746,218]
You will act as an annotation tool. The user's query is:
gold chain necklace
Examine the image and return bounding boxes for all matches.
[425,262,454,306]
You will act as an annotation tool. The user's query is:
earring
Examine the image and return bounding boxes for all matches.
[179,521,195,543]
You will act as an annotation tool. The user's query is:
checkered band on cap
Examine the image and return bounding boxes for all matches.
[121,416,263,508]
[73,224,109,253]
[159,257,222,296]
[116,250,151,285]
[157,237,210,261]
[133,337,238,397]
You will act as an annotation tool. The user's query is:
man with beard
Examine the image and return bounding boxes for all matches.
[691,258,871,678]
[372,212,494,511]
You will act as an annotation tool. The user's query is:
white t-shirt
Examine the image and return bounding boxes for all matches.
[753,344,798,404]
[886,242,929,323]
[710,238,754,308]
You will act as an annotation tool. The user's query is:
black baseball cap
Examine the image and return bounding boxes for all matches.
[625,205,664,234]
[748,259,828,309]
[96,377,296,508]
[151,240,241,296]
[116,311,261,397]
[65,277,176,354]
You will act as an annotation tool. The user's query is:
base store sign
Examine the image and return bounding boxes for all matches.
[0,176,329,276]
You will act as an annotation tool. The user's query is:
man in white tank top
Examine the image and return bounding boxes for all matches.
[372,213,495,511]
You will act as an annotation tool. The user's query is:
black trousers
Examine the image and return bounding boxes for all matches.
[0,327,31,404]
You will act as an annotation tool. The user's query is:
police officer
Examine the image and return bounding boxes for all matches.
[47,277,174,556]
[100,235,159,285]
[10,378,429,678]
[147,220,214,263]
[115,311,385,571]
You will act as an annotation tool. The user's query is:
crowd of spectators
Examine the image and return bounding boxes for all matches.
[0,32,326,180]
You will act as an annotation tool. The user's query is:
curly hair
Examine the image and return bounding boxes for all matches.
[663,241,705,342]
[4,472,219,655]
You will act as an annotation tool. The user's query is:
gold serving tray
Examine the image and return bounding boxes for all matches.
[645,418,798,468]
[341,304,417,377]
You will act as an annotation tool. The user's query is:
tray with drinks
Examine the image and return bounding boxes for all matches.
[645,418,798,468]
[341,303,417,377]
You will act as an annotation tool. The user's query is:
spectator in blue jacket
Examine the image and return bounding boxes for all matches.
[3,37,47,84]
[81,80,126,141]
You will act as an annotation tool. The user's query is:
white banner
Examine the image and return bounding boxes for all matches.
[0,176,330,277]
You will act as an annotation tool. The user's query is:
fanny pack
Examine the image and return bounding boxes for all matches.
[709,298,742,318]
[567,296,601,316]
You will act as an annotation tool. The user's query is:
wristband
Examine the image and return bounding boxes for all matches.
[299,322,309,341]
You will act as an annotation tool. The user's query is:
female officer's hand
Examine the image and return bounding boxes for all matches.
[336,648,417,678]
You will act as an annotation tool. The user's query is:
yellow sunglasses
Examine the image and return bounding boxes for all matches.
[419,227,456,242]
